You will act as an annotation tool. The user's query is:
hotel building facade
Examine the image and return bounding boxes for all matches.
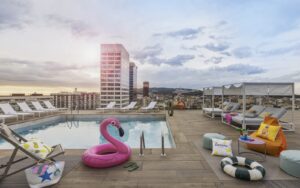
[129,62,137,102]
[100,44,130,108]
[51,90,99,110]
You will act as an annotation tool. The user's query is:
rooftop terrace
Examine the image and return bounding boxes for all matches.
[1,110,300,188]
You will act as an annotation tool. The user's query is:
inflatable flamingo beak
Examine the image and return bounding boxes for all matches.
[118,127,124,137]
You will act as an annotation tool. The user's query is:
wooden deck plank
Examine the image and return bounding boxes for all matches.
[1,110,300,187]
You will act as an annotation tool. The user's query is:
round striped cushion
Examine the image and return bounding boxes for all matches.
[221,156,265,181]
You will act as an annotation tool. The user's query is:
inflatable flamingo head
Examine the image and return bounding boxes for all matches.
[101,118,124,137]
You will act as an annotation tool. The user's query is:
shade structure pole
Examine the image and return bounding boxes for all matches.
[212,93,215,118]
[292,83,295,131]
[202,89,205,112]
[242,83,246,130]
[221,86,224,122]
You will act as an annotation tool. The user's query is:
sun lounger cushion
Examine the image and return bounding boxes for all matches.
[260,107,287,119]
[232,115,263,126]
[211,138,233,157]
[21,139,53,159]
[245,111,257,118]
[247,117,287,156]
[257,123,281,141]
[245,105,265,118]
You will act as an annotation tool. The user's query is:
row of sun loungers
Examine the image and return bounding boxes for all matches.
[222,105,288,128]
[96,101,158,112]
[203,102,289,130]
[202,102,240,118]
[0,101,64,123]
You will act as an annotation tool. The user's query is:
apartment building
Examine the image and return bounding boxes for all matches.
[51,91,99,110]
[129,62,137,102]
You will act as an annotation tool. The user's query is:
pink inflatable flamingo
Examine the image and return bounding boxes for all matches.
[82,118,131,168]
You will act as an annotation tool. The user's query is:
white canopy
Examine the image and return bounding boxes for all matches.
[223,82,294,96]
[221,82,295,131]
[203,87,222,95]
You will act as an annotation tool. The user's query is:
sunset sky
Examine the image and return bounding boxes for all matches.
[1,0,300,95]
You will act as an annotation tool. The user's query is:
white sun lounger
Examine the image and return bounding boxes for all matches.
[43,100,68,111]
[96,102,116,112]
[0,103,34,120]
[0,114,19,123]
[140,101,157,112]
[120,102,137,112]
[31,101,58,114]
[17,102,47,117]
[203,102,240,118]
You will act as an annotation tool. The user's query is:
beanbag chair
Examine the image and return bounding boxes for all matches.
[247,116,287,157]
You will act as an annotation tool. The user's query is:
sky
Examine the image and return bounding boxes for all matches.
[1,0,300,95]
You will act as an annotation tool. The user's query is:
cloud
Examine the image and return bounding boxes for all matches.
[220,51,231,56]
[46,14,99,37]
[0,0,30,30]
[133,44,163,60]
[164,55,195,66]
[258,43,300,56]
[134,44,194,66]
[147,54,195,66]
[203,42,229,52]
[204,57,223,64]
[221,64,266,75]
[153,27,204,40]
[139,63,266,89]
[0,58,98,88]
[232,47,253,58]
[181,45,201,51]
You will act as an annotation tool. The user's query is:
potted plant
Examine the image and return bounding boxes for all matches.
[236,128,248,140]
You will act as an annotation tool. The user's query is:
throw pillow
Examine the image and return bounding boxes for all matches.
[223,105,233,112]
[259,112,272,118]
[257,123,281,141]
[20,139,53,159]
[211,138,233,157]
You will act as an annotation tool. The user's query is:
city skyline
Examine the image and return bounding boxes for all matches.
[1,0,300,94]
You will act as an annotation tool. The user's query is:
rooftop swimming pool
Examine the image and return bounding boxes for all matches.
[0,115,175,149]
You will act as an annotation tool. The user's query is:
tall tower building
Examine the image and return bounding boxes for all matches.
[129,62,137,102]
[143,81,149,97]
[100,44,130,108]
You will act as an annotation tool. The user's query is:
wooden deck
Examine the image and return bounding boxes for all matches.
[1,110,300,187]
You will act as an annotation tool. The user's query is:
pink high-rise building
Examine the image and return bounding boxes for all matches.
[100,44,130,108]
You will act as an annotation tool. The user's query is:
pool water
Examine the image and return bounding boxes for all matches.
[0,116,175,149]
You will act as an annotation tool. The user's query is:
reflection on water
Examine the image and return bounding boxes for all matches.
[0,119,174,149]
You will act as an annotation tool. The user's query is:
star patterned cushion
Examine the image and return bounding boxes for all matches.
[25,161,65,188]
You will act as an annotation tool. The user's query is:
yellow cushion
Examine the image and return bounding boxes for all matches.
[259,112,272,118]
[20,139,53,159]
[257,123,281,141]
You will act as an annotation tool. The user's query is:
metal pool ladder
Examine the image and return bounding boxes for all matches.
[66,104,79,129]
[139,131,145,156]
[161,132,166,157]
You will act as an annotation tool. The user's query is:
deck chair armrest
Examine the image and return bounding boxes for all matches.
[46,144,64,158]
[10,130,27,142]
